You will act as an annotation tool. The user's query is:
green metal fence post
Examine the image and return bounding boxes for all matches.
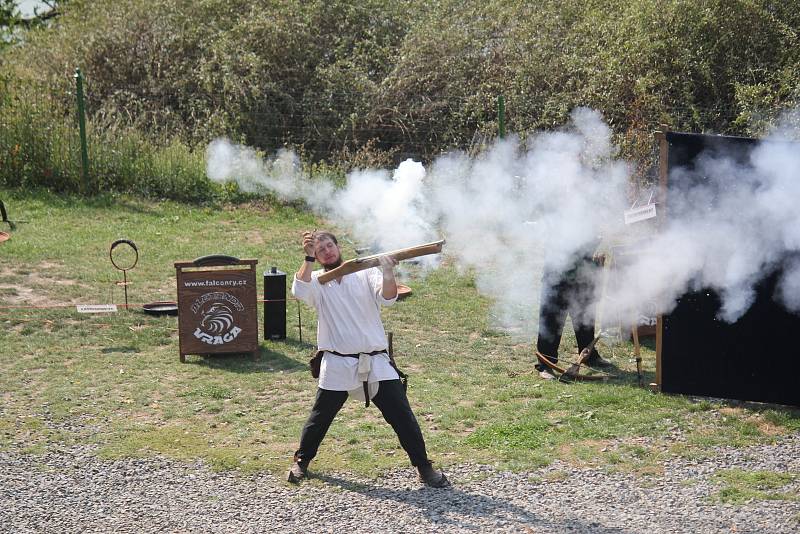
[498,94,506,139]
[74,68,90,192]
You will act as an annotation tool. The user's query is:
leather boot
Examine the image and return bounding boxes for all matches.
[417,463,450,488]
[287,456,309,484]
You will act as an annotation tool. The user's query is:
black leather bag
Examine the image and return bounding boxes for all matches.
[309,350,323,378]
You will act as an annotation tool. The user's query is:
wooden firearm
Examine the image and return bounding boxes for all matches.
[317,239,445,284]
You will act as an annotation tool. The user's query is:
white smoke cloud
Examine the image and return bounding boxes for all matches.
[206,139,336,207]
[607,124,800,325]
[423,108,630,334]
[330,159,435,253]
[206,139,437,261]
[206,107,800,339]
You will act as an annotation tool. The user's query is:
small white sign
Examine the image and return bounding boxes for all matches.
[76,304,118,314]
[624,204,657,225]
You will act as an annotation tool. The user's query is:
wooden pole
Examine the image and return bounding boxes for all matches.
[73,68,90,193]
[498,95,506,139]
[654,131,669,390]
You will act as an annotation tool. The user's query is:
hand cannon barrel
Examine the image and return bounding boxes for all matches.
[317,239,445,284]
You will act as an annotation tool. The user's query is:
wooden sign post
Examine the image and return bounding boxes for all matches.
[174,255,259,363]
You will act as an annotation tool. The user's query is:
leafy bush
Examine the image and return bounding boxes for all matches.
[0,85,220,201]
[1,0,799,197]
[0,93,82,192]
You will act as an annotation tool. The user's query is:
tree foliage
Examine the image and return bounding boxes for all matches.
[1,0,21,45]
[2,0,800,171]
[1,0,63,45]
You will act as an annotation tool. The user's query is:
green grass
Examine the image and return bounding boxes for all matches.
[709,470,798,504]
[1,188,800,478]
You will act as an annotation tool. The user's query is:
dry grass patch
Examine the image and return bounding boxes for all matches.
[543,469,570,482]
[718,408,789,437]
[0,262,89,307]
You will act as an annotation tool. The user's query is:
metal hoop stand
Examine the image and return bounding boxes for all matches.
[109,239,139,310]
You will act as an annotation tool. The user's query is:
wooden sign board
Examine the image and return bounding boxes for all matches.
[174,258,259,362]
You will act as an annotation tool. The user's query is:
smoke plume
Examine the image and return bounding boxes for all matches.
[206,107,800,339]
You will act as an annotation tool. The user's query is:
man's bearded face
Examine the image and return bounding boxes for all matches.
[314,237,342,270]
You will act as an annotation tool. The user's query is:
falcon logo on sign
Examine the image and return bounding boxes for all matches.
[191,292,243,345]
[201,304,234,333]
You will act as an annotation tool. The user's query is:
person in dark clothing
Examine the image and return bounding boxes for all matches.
[535,250,611,379]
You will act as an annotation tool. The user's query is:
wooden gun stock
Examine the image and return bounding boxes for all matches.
[317,239,445,284]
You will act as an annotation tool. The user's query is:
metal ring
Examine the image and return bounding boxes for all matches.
[109,239,139,271]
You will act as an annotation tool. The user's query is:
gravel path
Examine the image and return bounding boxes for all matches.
[2,434,799,533]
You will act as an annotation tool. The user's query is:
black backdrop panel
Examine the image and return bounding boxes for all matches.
[661,132,800,406]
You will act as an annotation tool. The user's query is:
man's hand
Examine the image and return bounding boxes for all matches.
[378,255,397,278]
[378,255,398,300]
[296,231,316,283]
[591,236,606,266]
[302,231,316,257]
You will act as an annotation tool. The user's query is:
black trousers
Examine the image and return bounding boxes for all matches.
[536,255,601,367]
[294,379,430,467]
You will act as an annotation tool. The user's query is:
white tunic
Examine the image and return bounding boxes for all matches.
[291,267,399,391]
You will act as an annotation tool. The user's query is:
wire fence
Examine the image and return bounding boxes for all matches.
[1,68,771,198]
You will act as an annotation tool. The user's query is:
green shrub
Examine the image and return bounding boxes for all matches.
[0,95,82,192]
[0,90,221,201]
[2,0,799,197]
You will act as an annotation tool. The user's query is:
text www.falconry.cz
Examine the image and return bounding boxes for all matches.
[183,280,248,288]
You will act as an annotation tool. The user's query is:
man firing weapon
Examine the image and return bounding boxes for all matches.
[287,230,449,488]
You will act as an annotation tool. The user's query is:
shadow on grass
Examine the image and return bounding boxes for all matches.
[314,473,624,532]
[639,335,657,351]
[186,345,308,374]
[278,337,316,352]
[100,346,141,354]
[534,356,656,389]
[600,364,657,388]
